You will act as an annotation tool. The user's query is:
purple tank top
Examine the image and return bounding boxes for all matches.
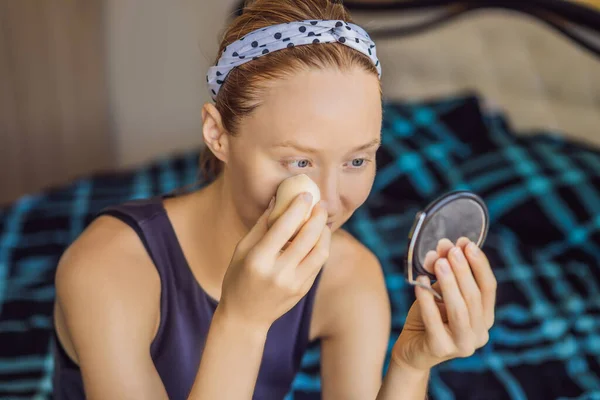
[52,197,322,399]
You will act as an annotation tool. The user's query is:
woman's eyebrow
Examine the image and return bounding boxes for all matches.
[272,137,381,153]
[352,138,381,152]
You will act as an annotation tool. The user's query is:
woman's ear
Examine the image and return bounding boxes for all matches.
[201,103,230,164]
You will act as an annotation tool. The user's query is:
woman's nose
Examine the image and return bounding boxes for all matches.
[317,176,342,219]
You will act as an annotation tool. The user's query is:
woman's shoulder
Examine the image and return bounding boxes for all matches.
[54,214,162,362]
[56,214,160,291]
[325,229,385,288]
[310,228,390,339]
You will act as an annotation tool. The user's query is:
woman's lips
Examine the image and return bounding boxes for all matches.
[327,222,334,229]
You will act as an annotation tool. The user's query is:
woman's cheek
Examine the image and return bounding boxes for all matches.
[341,169,376,210]
[227,165,278,228]
[246,168,301,220]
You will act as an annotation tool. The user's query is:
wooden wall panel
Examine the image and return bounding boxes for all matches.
[0,1,113,205]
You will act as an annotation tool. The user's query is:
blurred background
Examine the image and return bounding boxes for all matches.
[1,2,600,399]
[1,0,599,205]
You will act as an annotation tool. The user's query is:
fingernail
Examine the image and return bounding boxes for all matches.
[417,275,430,287]
[437,259,450,275]
[301,192,313,202]
[451,246,463,260]
[268,196,275,209]
[439,238,452,245]
[468,242,480,255]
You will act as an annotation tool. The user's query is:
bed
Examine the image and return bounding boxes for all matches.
[1,1,599,399]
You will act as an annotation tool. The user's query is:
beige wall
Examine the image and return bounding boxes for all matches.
[106,0,239,169]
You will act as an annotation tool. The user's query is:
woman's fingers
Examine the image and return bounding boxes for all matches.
[237,196,275,254]
[447,245,486,345]
[436,238,454,258]
[278,201,328,267]
[256,192,315,256]
[451,237,495,332]
[415,276,452,346]
[423,250,438,275]
[464,242,497,330]
[434,258,475,357]
[418,237,493,358]
[424,238,457,274]
[456,236,471,250]
[294,222,331,285]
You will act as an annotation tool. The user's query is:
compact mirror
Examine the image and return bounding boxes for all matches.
[405,191,489,300]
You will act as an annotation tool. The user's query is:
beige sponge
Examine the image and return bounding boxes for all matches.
[267,174,321,232]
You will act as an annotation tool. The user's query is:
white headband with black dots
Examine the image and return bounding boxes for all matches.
[206,19,382,101]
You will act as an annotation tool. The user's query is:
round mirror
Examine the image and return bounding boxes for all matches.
[405,191,489,300]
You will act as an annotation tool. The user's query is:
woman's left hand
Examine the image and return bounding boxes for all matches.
[392,237,497,372]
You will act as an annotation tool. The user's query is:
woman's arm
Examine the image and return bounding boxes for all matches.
[55,217,173,400]
[58,264,271,400]
[318,236,495,400]
[376,360,430,400]
[314,239,392,399]
[187,306,269,398]
[317,245,431,400]
[56,217,270,400]
[315,233,429,400]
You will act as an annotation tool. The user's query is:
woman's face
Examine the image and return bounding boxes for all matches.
[224,67,382,231]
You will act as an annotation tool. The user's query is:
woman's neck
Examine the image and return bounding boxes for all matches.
[184,174,250,296]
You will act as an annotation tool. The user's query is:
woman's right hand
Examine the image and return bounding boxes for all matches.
[217,192,331,331]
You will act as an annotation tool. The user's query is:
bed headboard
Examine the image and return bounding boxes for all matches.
[338,0,600,149]
[345,0,600,59]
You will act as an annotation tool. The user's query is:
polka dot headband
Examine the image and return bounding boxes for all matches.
[206,19,382,101]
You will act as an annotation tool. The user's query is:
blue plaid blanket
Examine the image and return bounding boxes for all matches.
[1,93,599,399]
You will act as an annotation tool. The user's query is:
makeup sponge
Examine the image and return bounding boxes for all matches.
[267,174,321,232]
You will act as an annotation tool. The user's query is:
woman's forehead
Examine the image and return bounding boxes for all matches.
[264,68,379,111]
[245,68,381,143]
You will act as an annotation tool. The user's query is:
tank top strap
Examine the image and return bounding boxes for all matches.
[292,269,322,363]
[96,196,218,357]
[97,196,188,282]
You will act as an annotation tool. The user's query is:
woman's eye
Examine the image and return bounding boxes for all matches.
[289,159,311,168]
[350,158,366,168]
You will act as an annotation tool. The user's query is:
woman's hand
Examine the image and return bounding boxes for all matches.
[191,193,330,399]
[217,192,331,332]
[392,237,497,372]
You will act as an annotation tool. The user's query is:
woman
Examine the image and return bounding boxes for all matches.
[52,0,497,399]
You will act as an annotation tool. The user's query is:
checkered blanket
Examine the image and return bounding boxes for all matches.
[1,93,599,399]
